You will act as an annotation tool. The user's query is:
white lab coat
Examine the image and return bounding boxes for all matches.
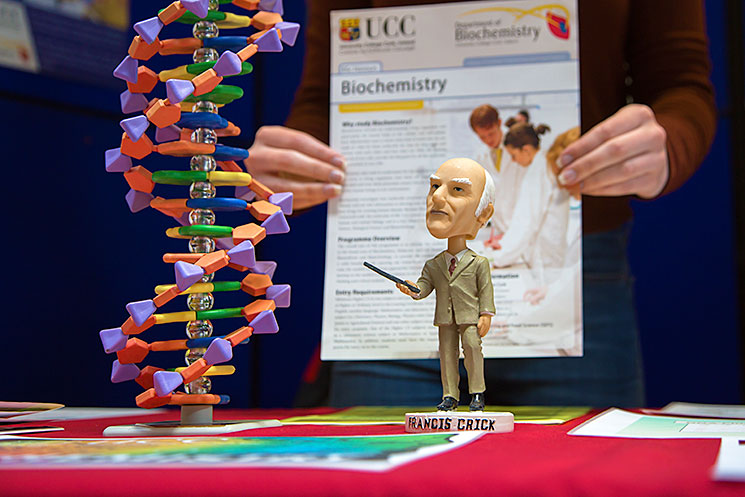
[533,170,572,271]
[476,147,502,178]
[490,154,570,274]
[491,159,529,233]
[475,146,528,233]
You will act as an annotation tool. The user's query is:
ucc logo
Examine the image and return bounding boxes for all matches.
[340,15,416,42]
[339,18,360,41]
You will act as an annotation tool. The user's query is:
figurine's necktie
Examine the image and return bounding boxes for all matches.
[449,257,457,276]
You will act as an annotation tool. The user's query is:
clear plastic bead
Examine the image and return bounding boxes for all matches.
[208,0,219,10]
[185,376,212,394]
[190,155,217,172]
[191,128,217,145]
[192,101,218,113]
[193,47,219,63]
[189,236,215,253]
[193,21,218,40]
[187,292,214,311]
[189,181,216,199]
[185,347,207,365]
[201,272,215,283]
[186,319,213,339]
[189,208,215,225]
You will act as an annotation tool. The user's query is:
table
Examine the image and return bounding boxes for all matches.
[1,408,743,497]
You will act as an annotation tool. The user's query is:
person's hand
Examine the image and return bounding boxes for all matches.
[477,314,492,337]
[243,125,346,210]
[483,231,503,250]
[523,287,547,306]
[557,104,668,199]
[396,280,420,299]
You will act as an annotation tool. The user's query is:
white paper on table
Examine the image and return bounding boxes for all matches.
[712,438,745,481]
[2,407,166,422]
[0,402,64,421]
[569,408,745,439]
[642,402,745,419]
[324,0,583,361]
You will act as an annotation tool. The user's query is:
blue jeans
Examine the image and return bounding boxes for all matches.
[326,225,645,408]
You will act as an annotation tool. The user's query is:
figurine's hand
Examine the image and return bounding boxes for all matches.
[557,104,669,198]
[243,126,346,210]
[477,314,492,337]
[396,280,420,299]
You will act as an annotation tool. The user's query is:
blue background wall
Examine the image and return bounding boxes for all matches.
[628,0,743,405]
[1,0,741,408]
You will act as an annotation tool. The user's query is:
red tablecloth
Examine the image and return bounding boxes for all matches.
[1,408,743,497]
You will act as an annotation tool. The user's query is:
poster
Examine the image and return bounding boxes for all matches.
[22,0,129,30]
[0,0,39,72]
[323,1,582,360]
[0,0,129,84]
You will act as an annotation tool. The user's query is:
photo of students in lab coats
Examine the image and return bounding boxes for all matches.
[459,102,583,352]
[487,122,554,270]
[518,127,583,308]
[502,127,583,349]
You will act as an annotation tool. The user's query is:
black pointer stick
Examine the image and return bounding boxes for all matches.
[363,262,420,293]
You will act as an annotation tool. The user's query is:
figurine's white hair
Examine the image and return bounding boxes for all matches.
[430,174,440,181]
[475,168,496,218]
[452,177,472,185]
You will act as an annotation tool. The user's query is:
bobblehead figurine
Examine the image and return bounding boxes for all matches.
[397,157,496,411]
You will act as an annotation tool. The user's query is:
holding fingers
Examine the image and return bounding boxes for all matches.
[557,104,669,199]
[244,125,346,210]
[396,280,420,299]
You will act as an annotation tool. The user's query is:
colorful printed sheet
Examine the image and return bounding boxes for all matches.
[569,408,745,439]
[0,432,481,471]
[282,406,589,425]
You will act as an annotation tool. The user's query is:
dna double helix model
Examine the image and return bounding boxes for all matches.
[98,0,297,421]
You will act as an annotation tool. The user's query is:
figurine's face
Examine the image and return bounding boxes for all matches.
[473,123,503,149]
[505,144,536,167]
[426,158,489,240]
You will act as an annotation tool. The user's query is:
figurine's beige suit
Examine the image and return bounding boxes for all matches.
[415,249,495,399]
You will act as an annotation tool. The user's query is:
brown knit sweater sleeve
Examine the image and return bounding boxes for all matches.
[285,0,371,143]
[626,0,716,196]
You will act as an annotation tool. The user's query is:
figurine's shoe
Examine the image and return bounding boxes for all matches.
[437,396,458,411]
[469,392,485,411]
